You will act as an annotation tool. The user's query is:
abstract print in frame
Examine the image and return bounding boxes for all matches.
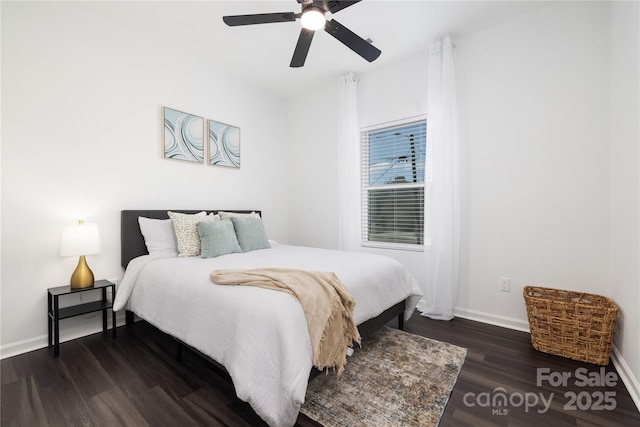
[163,107,204,163]
[208,119,240,168]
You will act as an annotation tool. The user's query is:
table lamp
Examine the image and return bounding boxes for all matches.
[60,220,101,288]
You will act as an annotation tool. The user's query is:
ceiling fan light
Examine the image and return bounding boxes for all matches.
[301,8,326,31]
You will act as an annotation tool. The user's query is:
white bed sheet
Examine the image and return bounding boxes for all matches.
[114,243,422,427]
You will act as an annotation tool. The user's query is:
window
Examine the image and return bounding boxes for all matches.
[361,117,427,249]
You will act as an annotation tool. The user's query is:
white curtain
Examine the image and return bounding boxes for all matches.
[418,36,461,321]
[337,72,361,251]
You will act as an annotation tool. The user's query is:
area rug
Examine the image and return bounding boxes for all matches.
[300,327,467,427]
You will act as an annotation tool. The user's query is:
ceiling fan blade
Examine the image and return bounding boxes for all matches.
[290,29,315,68]
[223,12,296,26]
[324,19,381,62]
[325,0,362,14]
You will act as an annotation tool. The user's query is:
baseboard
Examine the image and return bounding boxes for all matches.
[453,307,530,332]
[453,307,640,413]
[611,347,640,412]
[0,311,127,360]
[0,334,51,360]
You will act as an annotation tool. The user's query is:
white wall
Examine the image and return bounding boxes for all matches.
[287,79,340,249]
[456,1,611,324]
[609,0,640,405]
[1,2,290,356]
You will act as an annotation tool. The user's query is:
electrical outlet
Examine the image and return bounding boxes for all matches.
[499,277,511,292]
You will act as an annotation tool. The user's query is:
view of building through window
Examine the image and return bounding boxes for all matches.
[362,119,427,246]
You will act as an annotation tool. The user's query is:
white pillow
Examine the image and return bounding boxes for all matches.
[167,211,217,257]
[138,217,178,255]
[218,211,260,220]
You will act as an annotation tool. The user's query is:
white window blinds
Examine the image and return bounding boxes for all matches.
[361,118,427,247]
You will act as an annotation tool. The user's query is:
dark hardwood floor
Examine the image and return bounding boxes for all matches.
[2,313,639,426]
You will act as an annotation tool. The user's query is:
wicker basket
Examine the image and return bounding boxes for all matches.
[523,286,619,365]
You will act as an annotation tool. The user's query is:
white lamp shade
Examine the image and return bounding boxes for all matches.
[60,222,101,256]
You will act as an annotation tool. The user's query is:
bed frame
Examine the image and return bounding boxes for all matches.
[120,209,405,350]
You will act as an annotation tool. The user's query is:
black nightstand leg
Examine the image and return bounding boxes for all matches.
[48,293,53,351]
[101,288,108,334]
[53,296,60,357]
[109,285,116,339]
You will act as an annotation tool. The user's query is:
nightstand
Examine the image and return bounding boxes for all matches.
[47,279,116,357]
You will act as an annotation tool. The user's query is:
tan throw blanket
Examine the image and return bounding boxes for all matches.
[210,268,361,376]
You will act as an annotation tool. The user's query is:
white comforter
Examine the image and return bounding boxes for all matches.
[114,243,421,427]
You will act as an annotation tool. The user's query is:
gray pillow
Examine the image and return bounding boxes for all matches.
[197,220,242,258]
[231,216,271,252]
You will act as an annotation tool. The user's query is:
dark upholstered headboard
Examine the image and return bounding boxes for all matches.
[121,210,261,268]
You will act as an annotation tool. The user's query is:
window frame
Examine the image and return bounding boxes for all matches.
[360,115,427,252]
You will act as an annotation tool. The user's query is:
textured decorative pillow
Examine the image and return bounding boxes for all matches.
[218,211,260,220]
[197,220,242,258]
[167,211,216,257]
[138,217,177,255]
[231,216,271,252]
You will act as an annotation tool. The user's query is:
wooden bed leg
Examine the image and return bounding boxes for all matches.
[398,313,404,331]
[125,310,134,326]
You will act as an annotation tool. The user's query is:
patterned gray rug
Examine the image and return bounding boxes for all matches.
[301,326,467,427]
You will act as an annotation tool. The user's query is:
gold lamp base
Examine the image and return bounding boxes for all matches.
[70,255,95,289]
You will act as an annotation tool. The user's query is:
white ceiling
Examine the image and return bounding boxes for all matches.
[94,1,552,99]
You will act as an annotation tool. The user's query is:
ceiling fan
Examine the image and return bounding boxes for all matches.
[223,0,381,68]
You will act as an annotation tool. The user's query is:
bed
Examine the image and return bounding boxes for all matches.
[115,209,422,427]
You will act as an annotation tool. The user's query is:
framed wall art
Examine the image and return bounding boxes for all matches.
[162,106,204,163]
[208,119,240,168]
